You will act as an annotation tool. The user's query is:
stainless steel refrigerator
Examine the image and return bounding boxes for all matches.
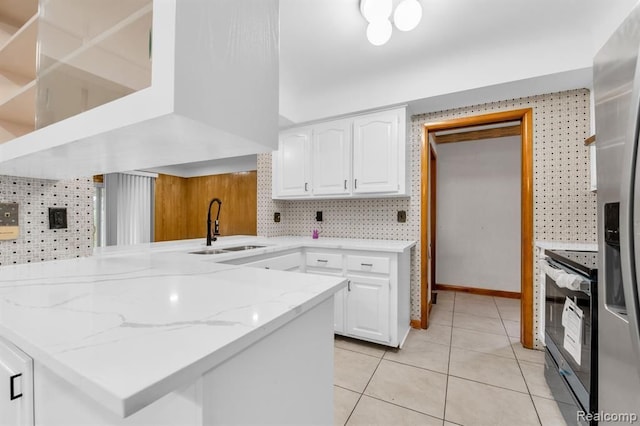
[595,3,640,422]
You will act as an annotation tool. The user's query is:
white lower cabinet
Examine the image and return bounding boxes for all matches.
[333,288,346,334]
[0,337,34,426]
[304,252,345,333]
[345,275,390,343]
[222,246,411,347]
[305,249,410,347]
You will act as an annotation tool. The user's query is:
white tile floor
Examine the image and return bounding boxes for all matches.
[334,291,572,426]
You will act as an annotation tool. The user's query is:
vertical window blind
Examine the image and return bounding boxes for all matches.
[104,172,156,246]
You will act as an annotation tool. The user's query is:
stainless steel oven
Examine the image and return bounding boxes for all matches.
[542,249,598,425]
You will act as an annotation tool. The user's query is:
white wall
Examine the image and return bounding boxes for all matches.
[435,136,521,292]
[279,1,637,124]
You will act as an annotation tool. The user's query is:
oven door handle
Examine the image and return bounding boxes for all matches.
[540,259,591,295]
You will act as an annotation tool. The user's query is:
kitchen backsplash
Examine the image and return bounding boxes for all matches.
[0,176,94,266]
[258,88,595,348]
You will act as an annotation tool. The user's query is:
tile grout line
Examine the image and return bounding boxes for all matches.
[442,291,457,424]
[342,349,386,425]
[363,394,445,423]
[495,295,544,426]
[447,374,531,396]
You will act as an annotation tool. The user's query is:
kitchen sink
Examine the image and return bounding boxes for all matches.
[222,245,266,251]
[189,249,230,255]
[189,245,266,255]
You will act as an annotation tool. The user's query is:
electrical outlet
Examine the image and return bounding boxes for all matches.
[316,211,323,222]
[274,212,281,223]
[0,204,18,226]
[397,210,407,223]
[49,208,68,229]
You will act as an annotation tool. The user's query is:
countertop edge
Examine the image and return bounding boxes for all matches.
[0,277,347,418]
[121,277,347,417]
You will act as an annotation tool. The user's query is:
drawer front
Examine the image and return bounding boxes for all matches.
[306,252,343,270]
[246,253,300,271]
[346,255,390,274]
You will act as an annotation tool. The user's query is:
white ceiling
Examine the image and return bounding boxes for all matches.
[279,0,639,123]
[161,0,639,176]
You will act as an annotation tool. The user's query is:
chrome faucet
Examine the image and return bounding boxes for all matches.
[206,198,222,246]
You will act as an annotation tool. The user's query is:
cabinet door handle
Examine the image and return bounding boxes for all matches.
[347,280,351,291]
[344,179,347,190]
[265,266,270,269]
[354,179,358,189]
[361,263,373,267]
[10,373,22,400]
[304,182,308,192]
[317,259,328,263]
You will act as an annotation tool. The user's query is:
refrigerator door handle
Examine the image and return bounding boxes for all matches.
[619,48,640,370]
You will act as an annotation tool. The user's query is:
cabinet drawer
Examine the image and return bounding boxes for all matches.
[306,252,343,270]
[245,253,300,271]
[346,255,390,274]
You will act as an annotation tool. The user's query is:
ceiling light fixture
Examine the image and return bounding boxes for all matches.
[360,0,422,46]
[366,19,393,46]
[360,0,392,22]
[393,0,423,32]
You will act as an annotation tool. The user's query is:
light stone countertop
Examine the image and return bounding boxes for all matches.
[0,235,415,418]
[535,241,598,252]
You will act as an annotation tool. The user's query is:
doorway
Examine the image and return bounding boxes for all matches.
[420,109,534,349]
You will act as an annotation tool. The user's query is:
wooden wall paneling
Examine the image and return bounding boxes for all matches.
[154,174,188,242]
[186,172,257,239]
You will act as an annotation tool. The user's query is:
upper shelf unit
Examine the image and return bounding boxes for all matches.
[0,14,37,79]
[0,0,38,142]
[35,0,153,129]
[0,0,279,180]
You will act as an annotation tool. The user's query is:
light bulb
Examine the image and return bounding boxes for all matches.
[366,19,392,46]
[360,0,392,23]
[393,0,423,32]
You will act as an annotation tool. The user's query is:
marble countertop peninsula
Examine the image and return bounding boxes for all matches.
[0,236,356,417]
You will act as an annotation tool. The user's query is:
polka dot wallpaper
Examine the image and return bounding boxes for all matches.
[0,176,94,266]
[258,88,596,349]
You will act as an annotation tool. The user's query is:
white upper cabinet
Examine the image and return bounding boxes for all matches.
[312,119,351,196]
[353,109,401,194]
[273,107,407,200]
[276,128,312,197]
[0,0,279,179]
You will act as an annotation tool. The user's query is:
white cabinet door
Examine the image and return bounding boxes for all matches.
[277,129,312,197]
[352,110,400,194]
[346,275,390,343]
[0,338,33,426]
[312,119,351,195]
[334,288,346,334]
[305,268,346,334]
